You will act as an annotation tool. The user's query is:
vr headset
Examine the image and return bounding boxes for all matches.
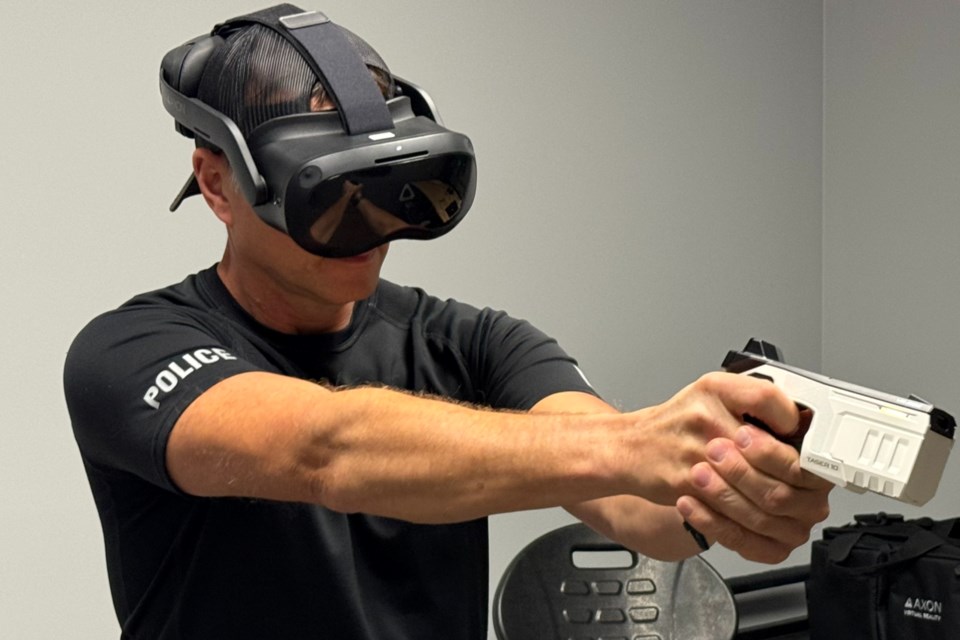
[159,4,477,258]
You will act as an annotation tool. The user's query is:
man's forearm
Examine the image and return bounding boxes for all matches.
[167,372,658,523]
[311,386,630,521]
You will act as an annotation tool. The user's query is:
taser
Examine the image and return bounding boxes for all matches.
[723,339,955,506]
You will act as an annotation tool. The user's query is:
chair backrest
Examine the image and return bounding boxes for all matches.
[493,523,737,640]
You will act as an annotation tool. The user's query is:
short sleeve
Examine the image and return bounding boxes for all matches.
[63,305,261,491]
[469,308,598,410]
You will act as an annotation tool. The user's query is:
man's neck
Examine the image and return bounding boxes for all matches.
[216,259,358,335]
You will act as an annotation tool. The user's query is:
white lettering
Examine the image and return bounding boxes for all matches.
[906,598,942,614]
[194,348,217,364]
[903,596,943,623]
[169,362,195,379]
[156,370,178,392]
[141,348,238,409]
[144,386,160,409]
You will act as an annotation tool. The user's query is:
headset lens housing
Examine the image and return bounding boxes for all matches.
[242,102,477,258]
[283,153,473,257]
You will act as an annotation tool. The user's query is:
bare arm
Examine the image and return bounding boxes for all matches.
[167,372,635,523]
[528,392,705,561]
[166,370,830,561]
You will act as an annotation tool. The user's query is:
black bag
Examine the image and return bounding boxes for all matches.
[807,512,960,639]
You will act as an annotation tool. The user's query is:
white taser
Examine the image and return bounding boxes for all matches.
[722,339,955,506]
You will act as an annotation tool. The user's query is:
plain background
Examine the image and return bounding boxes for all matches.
[1,0,958,637]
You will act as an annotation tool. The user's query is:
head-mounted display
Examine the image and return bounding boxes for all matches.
[159,4,477,257]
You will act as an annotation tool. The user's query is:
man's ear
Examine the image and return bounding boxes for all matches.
[192,148,236,225]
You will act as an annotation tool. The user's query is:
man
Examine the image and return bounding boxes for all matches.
[64,5,831,639]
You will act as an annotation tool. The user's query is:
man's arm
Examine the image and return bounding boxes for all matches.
[528,391,705,561]
[166,370,830,560]
[532,391,831,564]
[167,371,632,523]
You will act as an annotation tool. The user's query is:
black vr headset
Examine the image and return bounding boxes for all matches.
[160,4,477,258]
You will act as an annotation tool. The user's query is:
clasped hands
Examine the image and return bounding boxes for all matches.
[660,372,833,563]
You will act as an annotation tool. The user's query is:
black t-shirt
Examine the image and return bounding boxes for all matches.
[64,266,595,640]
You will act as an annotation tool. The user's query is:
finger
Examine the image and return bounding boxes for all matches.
[705,437,832,524]
[676,495,795,564]
[697,372,800,438]
[688,459,814,548]
[733,425,835,492]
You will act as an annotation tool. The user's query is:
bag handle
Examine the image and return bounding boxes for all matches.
[828,528,945,576]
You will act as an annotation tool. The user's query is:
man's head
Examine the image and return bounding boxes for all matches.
[160,5,477,260]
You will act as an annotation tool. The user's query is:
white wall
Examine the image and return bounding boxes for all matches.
[821,0,960,522]
[2,1,835,637]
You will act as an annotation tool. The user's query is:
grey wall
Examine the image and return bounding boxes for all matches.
[7,1,953,638]
[821,0,960,521]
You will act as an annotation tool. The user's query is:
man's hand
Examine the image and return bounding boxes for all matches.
[621,371,830,563]
[676,424,832,562]
[553,374,831,563]
[626,372,799,502]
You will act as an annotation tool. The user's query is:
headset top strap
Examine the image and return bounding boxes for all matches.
[214,3,394,135]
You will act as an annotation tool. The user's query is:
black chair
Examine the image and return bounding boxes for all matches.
[493,523,738,640]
